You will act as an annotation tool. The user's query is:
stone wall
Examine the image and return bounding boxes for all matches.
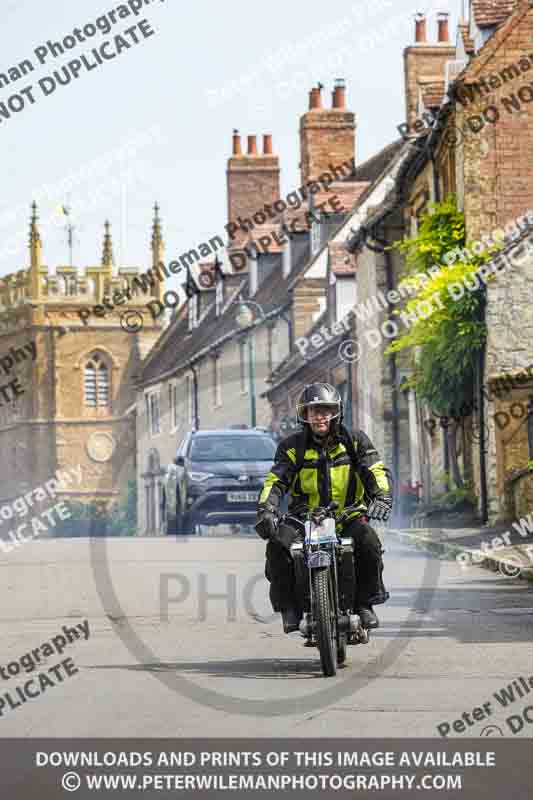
[458,7,533,239]
[484,238,533,521]
[0,305,150,511]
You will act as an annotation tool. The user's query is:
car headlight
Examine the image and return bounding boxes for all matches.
[189,472,214,482]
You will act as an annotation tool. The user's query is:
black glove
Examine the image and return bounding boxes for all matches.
[255,505,279,541]
[367,497,393,522]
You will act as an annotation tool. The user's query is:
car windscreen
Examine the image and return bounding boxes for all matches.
[189,436,276,462]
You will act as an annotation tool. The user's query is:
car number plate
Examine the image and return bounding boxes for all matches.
[227,492,257,502]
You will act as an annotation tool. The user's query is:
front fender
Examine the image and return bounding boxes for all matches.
[308,551,331,569]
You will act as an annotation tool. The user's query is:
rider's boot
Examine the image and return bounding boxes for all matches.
[281,607,301,633]
[357,605,379,629]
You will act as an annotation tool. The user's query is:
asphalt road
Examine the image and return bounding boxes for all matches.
[0,531,532,738]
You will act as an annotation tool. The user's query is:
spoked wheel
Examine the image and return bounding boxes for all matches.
[312,567,336,677]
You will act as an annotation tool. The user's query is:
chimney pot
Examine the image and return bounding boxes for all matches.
[332,78,346,108]
[232,129,242,156]
[309,85,322,110]
[263,134,272,154]
[437,12,450,42]
[247,135,257,155]
[415,13,427,43]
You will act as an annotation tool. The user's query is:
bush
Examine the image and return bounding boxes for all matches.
[108,480,138,537]
[53,481,138,537]
[433,476,477,511]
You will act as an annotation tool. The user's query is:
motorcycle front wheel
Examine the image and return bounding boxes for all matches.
[312,567,336,677]
[337,635,347,665]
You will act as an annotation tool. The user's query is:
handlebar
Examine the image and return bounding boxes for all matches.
[281,502,364,528]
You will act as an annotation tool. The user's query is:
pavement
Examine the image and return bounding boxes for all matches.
[388,519,533,581]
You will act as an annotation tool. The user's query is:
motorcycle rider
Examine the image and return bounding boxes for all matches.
[255,383,393,633]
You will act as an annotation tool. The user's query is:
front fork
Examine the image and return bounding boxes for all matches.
[297,543,368,645]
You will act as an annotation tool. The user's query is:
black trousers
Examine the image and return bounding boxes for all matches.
[264,516,389,613]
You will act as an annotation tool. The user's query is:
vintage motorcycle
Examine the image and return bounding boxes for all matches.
[281,501,372,677]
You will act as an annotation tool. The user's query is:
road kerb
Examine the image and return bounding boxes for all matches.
[388,527,533,581]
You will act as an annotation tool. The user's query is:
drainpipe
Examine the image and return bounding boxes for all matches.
[477,286,489,524]
[430,150,441,203]
[188,362,199,431]
[362,229,400,513]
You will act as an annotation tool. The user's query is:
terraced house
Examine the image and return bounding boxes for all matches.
[344,0,533,524]
[134,82,370,534]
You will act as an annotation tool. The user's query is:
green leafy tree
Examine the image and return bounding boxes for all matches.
[387,197,501,488]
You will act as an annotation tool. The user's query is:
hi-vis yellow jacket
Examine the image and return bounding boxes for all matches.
[258,427,392,522]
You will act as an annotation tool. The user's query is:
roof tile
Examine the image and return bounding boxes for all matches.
[458,20,475,54]
[471,0,517,27]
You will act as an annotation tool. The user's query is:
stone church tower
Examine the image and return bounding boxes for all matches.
[0,203,165,511]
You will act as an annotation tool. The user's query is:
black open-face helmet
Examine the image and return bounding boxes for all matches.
[296,383,343,432]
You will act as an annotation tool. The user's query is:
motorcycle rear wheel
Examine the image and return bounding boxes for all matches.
[312,568,336,677]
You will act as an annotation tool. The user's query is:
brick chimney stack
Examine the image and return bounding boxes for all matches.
[227,130,280,240]
[299,79,356,185]
[403,13,456,130]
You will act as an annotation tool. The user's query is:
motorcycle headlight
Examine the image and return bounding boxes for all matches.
[189,471,214,482]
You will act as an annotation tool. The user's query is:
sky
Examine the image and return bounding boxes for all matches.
[0,0,460,287]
